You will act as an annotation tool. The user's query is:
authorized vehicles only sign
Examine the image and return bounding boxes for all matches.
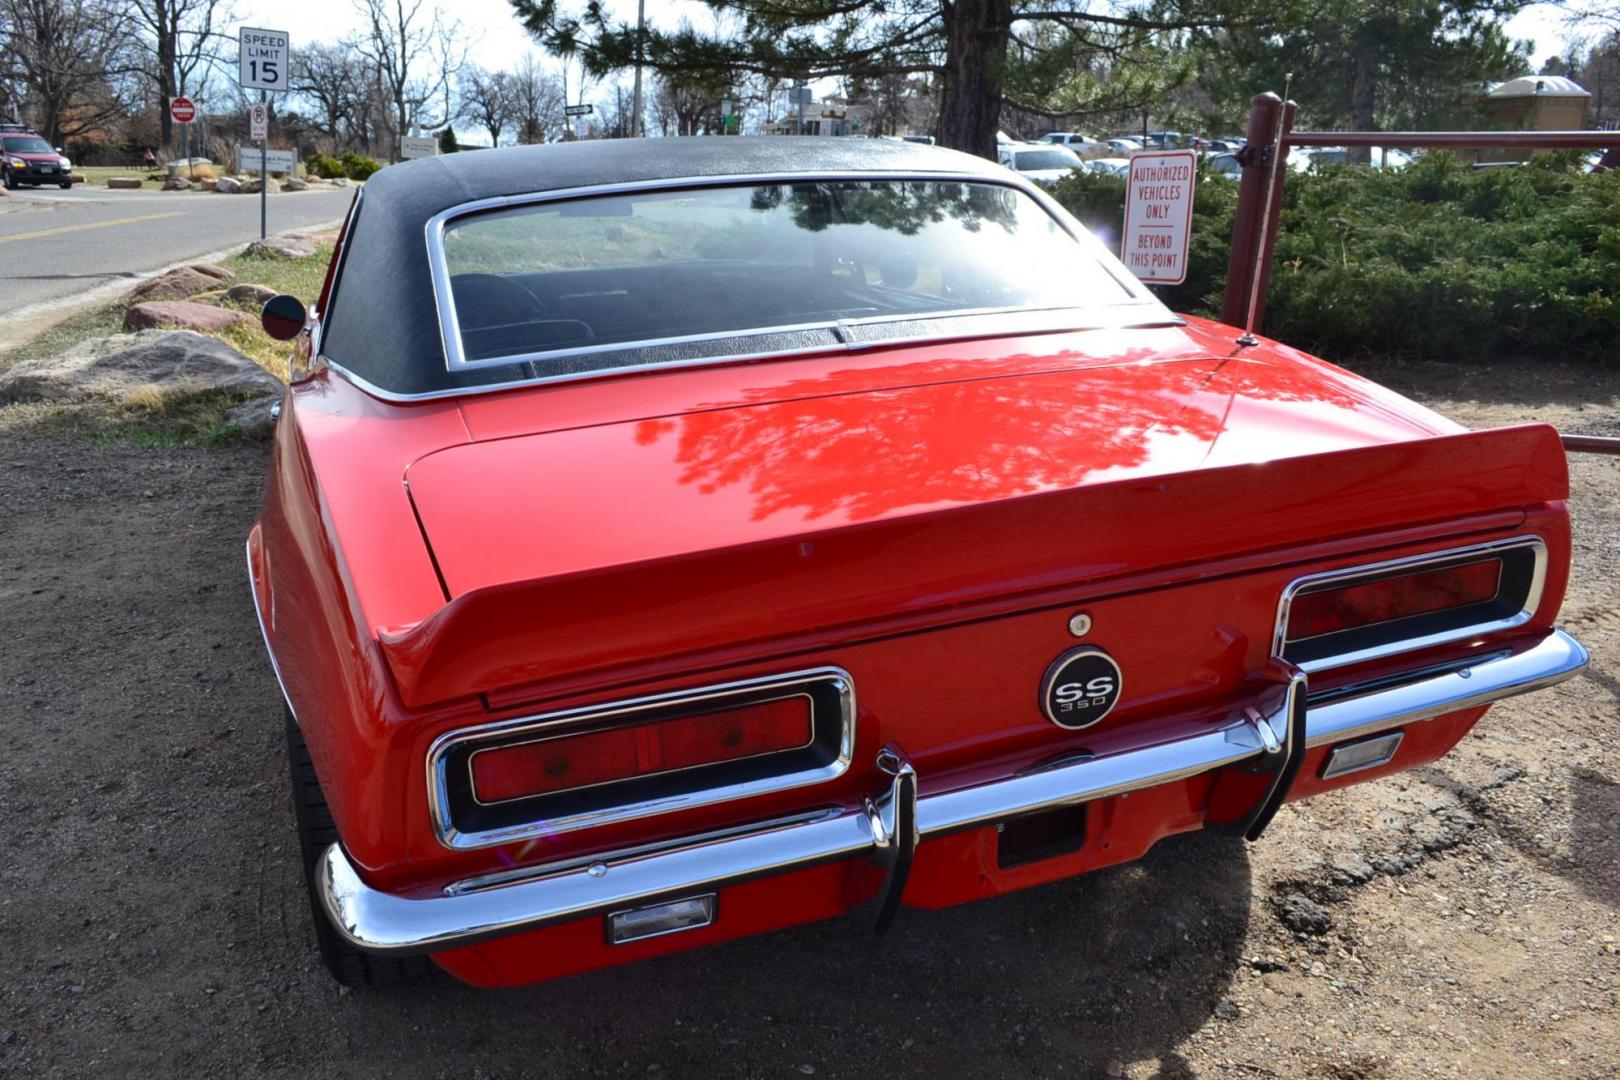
[1121,150,1197,285]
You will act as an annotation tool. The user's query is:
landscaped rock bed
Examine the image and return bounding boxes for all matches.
[0,329,280,403]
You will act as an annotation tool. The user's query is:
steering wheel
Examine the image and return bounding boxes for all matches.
[449,273,550,330]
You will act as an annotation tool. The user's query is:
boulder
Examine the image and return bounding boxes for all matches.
[72,172,86,184]
[189,263,235,282]
[199,178,217,192]
[162,175,192,191]
[223,283,277,307]
[244,235,316,259]
[214,176,241,194]
[107,177,143,189]
[225,393,283,438]
[0,330,280,404]
[125,266,222,304]
[241,177,278,194]
[330,177,352,188]
[123,301,253,333]
[280,176,308,192]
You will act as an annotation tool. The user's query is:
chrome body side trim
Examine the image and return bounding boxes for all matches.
[244,538,297,722]
[422,169,1169,376]
[1272,536,1548,674]
[320,628,1585,955]
[425,667,857,850]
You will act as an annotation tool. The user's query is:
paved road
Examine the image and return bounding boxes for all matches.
[0,184,353,319]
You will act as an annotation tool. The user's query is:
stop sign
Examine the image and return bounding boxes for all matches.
[170,96,196,124]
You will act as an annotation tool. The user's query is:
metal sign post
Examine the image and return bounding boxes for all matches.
[238,26,290,240]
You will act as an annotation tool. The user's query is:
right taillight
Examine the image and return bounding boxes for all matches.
[1280,540,1546,670]
[1287,558,1501,641]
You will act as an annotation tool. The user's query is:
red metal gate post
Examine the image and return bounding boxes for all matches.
[1221,93,1279,328]
[1221,92,1295,333]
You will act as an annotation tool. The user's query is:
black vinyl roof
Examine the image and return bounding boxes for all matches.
[319,138,1013,398]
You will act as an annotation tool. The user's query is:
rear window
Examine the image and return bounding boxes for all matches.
[1011,150,1079,171]
[437,179,1134,368]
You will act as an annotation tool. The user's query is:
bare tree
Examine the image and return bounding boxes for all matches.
[458,64,517,146]
[509,51,562,143]
[292,42,365,150]
[126,0,237,152]
[2,0,138,144]
[351,0,464,161]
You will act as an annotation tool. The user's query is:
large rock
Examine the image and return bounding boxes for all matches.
[330,177,352,188]
[107,177,142,189]
[123,301,252,333]
[241,177,278,195]
[162,175,192,191]
[190,263,234,282]
[0,330,280,404]
[280,176,308,192]
[225,393,283,438]
[223,283,277,307]
[125,266,221,303]
[245,235,316,259]
[214,176,241,194]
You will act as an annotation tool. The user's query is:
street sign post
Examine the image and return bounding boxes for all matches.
[564,104,593,116]
[1120,150,1197,285]
[238,27,290,240]
[169,97,197,179]
[250,102,268,141]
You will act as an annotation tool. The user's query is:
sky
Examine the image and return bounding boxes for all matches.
[232,0,1585,97]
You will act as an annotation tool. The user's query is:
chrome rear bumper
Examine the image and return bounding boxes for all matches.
[318,629,1587,955]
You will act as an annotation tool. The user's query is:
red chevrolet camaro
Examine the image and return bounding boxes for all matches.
[247,138,1588,987]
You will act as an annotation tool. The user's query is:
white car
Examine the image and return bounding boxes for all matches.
[997,144,1083,185]
[1104,138,1142,155]
[1039,132,1102,154]
[1080,157,1130,177]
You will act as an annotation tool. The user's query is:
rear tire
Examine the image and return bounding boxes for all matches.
[59,181,71,189]
[286,708,436,986]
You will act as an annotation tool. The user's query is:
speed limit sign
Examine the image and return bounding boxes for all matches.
[250,102,268,140]
[238,27,290,92]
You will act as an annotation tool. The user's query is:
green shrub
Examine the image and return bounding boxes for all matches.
[304,151,344,179]
[337,151,380,180]
[1049,155,1620,365]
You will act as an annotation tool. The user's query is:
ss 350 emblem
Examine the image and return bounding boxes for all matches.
[1040,646,1124,729]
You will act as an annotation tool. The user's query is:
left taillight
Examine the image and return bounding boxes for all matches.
[428,668,856,850]
[470,696,814,804]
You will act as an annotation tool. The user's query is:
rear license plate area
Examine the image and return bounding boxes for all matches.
[996,805,1087,869]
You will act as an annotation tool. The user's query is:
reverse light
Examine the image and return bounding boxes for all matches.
[470,695,814,804]
[1287,558,1502,640]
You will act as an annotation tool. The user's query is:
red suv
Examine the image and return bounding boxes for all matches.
[2,125,73,190]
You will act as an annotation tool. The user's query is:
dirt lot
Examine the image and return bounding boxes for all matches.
[0,357,1616,1079]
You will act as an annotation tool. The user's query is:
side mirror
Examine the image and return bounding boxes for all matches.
[261,294,307,340]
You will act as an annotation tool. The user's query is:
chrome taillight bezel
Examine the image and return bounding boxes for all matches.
[426,667,856,850]
[1273,536,1547,674]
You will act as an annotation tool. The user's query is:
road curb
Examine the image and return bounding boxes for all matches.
[0,217,346,353]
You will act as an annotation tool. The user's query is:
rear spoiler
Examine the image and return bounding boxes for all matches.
[379,424,1567,709]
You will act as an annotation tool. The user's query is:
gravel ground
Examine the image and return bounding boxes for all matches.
[0,356,1615,1079]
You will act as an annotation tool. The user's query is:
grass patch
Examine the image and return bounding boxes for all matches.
[0,240,332,445]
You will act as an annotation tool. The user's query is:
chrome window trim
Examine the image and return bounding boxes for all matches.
[426,667,857,850]
[422,169,1170,377]
[321,303,1187,404]
[1272,536,1548,674]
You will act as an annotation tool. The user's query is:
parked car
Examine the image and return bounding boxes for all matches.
[1104,137,1143,154]
[1080,156,1130,177]
[1206,151,1243,178]
[997,143,1084,184]
[2,128,73,189]
[250,137,1588,989]
[1040,132,1102,153]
